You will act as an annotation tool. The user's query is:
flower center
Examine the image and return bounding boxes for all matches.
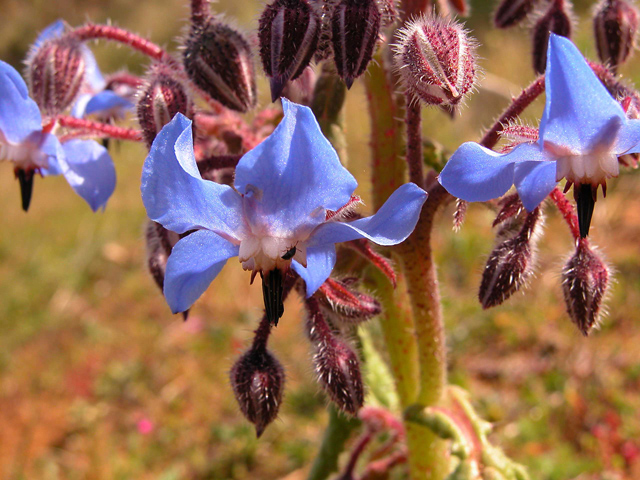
[0,138,49,170]
[555,152,619,186]
[238,234,307,273]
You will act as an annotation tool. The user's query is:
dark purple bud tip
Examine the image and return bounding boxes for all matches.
[15,168,35,212]
[27,37,86,116]
[331,0,381,87]
[594,0,639,73]
[230,345,285,437]
[575,183,597,238]
[183,19,257,112]
[259,0,320,102]
[562,240,610,336]
[145,220,180,292]
[532,0,573,74]
[494,0,541,29]
[262,269,285,326]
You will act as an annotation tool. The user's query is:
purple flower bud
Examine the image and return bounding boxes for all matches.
[331,0,381,88]
[306,299,364,415]
[183,19,257,112]
[532,0,573,74]
[394,15,478,107]
[137,66,193,147]
[594,0,639,73]
[27,38,86,116]
[230,342,285,437]
[258,0,321,102]
[562,240,610,336]
[479,208,541,309]
[493,0,541,28]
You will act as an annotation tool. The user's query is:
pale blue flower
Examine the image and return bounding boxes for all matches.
[439,34,640,235]
[141,99,427,316]
[0,60,115,211]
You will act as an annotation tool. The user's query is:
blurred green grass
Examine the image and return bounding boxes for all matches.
[2,0,640,479]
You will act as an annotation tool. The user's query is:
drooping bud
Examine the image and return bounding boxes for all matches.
[479,208,542,309]
[394,15,478,108]
[331,0,381,88]
[493,0,541,28]
[561,239,610,335]
[258,0,321,102]
[532,0,573,74]
[594,0,639,73]
[306,298,364,415]
[183,19,257,112]
[230,336,285,437]
[27,37,86,116]
[137,65,193,147]
[318,278,382,323]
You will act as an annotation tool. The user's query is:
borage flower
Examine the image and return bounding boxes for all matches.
[0,60,115,211]
[141,99,427,323]
[439,34,640,237]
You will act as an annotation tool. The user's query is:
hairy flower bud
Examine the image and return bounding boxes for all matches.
[532,0,573,74]
[394,15,478,107]
[183,19,257,112]
[479,208,541,309]
[137,66,193,147]
[562,240,610,336]
[594,0,639,73]
[27,37,86,116]
[493,0,541,28]
[230,342,285,437]
[259,0,321,102]
[331,0,381,88]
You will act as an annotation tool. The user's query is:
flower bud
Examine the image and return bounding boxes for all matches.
[318,278,382,323]
[493,0,541,28]
[183,19,257,112]
[561,240,610,336]
[594,0,639,73]
[394,15,478,108]
[532,1,573,74]
[479,208,541,309]
[137,66,193,147]
[145,220,180,292]
[258,0,321,102]
[230,343,285,437]
[27,37,86,116]
[376,0,398,28]
[331,0,381,88]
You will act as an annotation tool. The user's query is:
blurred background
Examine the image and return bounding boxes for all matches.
[1,0,640,478]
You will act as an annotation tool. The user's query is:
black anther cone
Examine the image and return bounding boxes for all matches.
[576,183,595,238]
[261,269,284,326]
[17,169,34,212]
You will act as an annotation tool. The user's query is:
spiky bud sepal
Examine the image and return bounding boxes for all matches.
[318,277,382,324]
[562,239,610,336]
[594,0,639,73]
[258,0,321,102]
[394,15,478,108]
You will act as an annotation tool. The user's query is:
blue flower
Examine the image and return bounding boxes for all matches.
[0,60,115,211]
[439,34,640,236]
[141,99,427,318]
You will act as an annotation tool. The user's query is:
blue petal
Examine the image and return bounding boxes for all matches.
[292,244,337,297]
[83,90,133,116]
[234,99,357,236]
[141,113,245,238]
[0,61,42,143]
[81,46,106,91]
[514,161,557,211]
[33,20,66,48]
[539,34,627,155]
[164,230,239,313]
[59,140,116,211]
[71,93,93,118]
[613,118,640,155]
[39,133,65,176]
[308,183,427,247]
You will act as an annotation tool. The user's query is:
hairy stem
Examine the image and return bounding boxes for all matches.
[70,24,169,62]
[56,116,143,142]
[405,98,424,189]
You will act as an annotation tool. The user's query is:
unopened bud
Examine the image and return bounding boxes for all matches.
[331,0,381,89]
[183,19,257,112]
[376,0,398,27]
[479,208,541,309]
[259,0,321,102]
[318,278,382,323]
[493,0,541,28]
[137,66,193,147]
[27,37,86,115]
[532,1,573,74]
[594,0,639,73]
[561,240,610,336]
[394,15,478,107]
[230,343,285,437]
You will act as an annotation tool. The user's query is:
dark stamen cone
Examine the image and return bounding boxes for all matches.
[15,169,34,212]
[575,183,596,238]
[262,269,284,325]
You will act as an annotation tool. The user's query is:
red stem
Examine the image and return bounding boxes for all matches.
[56,116,143,142]
[70,24,169,62]
[549,187,583,243]
[405,98,424,189]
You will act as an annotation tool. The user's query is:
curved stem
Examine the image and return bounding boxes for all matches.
[70,24,169,62]
[549,187,582,243]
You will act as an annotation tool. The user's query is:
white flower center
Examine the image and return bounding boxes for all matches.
[555,152,619,185]
[238,234,307,273]
[0,138,49,170]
